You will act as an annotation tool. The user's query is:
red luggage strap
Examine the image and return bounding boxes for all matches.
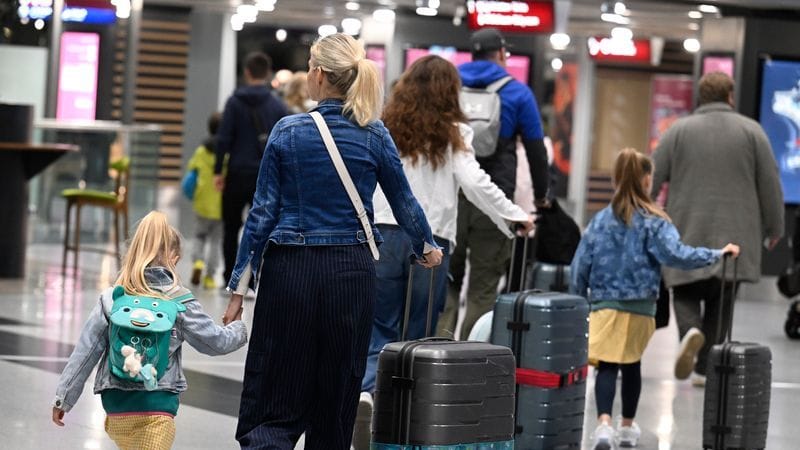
[516,365,588,389]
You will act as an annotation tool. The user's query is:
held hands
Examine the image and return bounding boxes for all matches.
[419,248,443,269]
[52,407,65,426]
[222,294,244,325]
[721,243,741,258]
[213,175,225,192]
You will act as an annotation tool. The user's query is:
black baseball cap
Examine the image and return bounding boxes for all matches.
[470,28,510,53]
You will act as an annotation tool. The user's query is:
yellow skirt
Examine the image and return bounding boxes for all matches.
[105,414,176,450]
[588,309,655,365]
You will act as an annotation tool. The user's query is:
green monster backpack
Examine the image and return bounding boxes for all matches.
[106,286,193,390]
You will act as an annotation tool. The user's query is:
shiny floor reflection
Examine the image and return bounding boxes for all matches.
[3,225,798,448]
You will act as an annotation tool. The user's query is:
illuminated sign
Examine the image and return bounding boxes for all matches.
[62,6,117,23]
[56,32,100,121]
[588,37,651,64]
[18,0,117,24]
[466,0,554,33]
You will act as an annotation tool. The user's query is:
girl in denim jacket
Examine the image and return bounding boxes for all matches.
[570,149,739,449]
[52,211,247,450]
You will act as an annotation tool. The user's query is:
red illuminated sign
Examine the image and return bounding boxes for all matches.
[587,37,651,64]
[466,1,554,34]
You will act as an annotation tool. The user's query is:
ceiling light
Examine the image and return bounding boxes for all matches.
[600,13,630,25]
[551,57,563,72]
[275,28,287,42]
[416,7,437,16]
[688,11,703,19]
[318,24,337,37]
[255,0,275,12]
[613,1,627,15]
[341,17,362,35]
[373,9,395,23]
[345,1,360,10]
[34,18,44,30]
[698,4,719,14]
[683,37,701,53]
[550,33,570,50]
[237,4,258,22]
[688,22,699,30]
[230,14,244,31]
[429,0,440,8]
[611,26,632,41]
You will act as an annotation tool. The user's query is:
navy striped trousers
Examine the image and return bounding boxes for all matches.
[236,244,375,449]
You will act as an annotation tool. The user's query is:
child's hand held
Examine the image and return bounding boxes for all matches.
[722,243,741,258]
[52,407,65,426]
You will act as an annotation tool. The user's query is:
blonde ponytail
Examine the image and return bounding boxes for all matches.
[115,211,181,298]
[611,148,670,225]
[310,33,383,127]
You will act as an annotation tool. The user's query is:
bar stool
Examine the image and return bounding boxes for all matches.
[62,157,130,274]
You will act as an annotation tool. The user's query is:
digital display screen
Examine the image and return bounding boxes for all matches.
[702,55,735,78]
[758,59,800,204]
[56,31,99,121]
[404,46,531,84]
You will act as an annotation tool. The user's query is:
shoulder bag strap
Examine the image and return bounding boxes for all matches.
[486,75,513,93]
[309,111,380,260]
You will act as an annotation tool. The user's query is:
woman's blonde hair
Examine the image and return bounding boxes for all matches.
[611,148,670,225]
[115,211,181,298]
[310,33,382,127]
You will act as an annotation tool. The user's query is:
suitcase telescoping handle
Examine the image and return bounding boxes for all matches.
[716,253,739,343]
[400,257,437,341]
[507,231,530,293]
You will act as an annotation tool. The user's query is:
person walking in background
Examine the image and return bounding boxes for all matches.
[437,28,550,340]
[187,112,224,289]
[52,211,247,450]
[351,55,533,450]
[571,149,739,449]
[651,72,784,387]
[220,34,442,450]
[214,52,288,289]
[284,71,316,114]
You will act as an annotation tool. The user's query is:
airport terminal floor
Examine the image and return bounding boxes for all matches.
[1,187,797,450]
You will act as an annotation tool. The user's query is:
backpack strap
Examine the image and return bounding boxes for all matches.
[486,76,513,93]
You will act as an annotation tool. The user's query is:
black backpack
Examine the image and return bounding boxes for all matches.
[534,198,581,265]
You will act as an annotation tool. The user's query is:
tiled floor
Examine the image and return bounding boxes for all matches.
[2,190,798,449]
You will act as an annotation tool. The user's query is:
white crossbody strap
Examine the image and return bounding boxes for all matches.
[309,111,380,260]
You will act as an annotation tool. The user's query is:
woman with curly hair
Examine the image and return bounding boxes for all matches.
[352,54,533,449]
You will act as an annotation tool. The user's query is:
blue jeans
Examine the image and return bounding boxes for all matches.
[361,225,451,393]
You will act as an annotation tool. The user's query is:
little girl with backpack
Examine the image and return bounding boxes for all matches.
[52,211,247,449]
[570,149,739,449]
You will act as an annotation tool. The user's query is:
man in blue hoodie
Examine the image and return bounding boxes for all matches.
[214,52,288,287]
[438,28,550,340]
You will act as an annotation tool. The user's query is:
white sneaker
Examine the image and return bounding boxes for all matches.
[591,423,617,450]
[675,327,705,380]
[351,392,373,450]
[616,422,641,448]
[691,373,707,387]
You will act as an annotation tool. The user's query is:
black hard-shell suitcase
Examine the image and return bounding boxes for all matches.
[371,263,516,449]
[703,256,772,449]
[493,238,590,449]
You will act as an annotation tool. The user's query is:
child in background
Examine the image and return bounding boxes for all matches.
[188,112,224,288]
[52,211,246,450]
[570,148,739,450]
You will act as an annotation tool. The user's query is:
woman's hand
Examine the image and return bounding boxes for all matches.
[721,243,741,258]
[222,294,244,325]
[214,175,225,192]
[514,215,535,238]
[52,407,65,426]
[419,248,443,269]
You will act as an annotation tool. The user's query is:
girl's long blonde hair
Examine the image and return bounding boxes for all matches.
[611,148,670,225]
[114,211,181,298]
[310,33,382,127]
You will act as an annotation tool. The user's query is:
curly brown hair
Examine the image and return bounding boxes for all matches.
[383,55,467,170]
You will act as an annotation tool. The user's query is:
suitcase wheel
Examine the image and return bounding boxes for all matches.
[784,301,800,339]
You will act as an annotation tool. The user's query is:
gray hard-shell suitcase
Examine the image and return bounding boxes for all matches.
[492,239,590,449]
[526,261,571,292]
[703,256,772,449]
[371,263,516,449]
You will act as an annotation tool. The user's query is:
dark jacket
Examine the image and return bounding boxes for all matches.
[215,85,289,175]
[459,60,549,200]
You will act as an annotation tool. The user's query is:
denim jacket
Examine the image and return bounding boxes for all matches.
[228,99,437,291]
[53,268,247,413]
[570,206,722,305]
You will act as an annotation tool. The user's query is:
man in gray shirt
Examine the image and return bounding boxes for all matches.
[651,72,784,386]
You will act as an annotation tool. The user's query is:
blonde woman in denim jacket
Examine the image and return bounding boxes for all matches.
[221,34,442,450]
[52,211,247,449]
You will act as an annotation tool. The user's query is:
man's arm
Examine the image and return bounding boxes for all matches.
[517,86,549,202]
[752,126,785,243]
[651,127,674,198]
[215,97,235,175]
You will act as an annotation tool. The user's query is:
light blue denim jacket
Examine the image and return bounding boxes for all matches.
[228,99,437,291]
[53,267,247,412]
[570,206,722,307]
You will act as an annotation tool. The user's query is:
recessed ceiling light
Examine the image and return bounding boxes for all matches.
[345,2,360,11]
[688,11,703,19]
[416,7,437,16]
[698,4,719,14]
[683,37,701,53]
[373,8,395,23]
[318,24,337,37]
[611,26,632,41]
[342,17,362,35]
[688,22,700,30]
[550,33,571,50]
[276,28,287,42]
